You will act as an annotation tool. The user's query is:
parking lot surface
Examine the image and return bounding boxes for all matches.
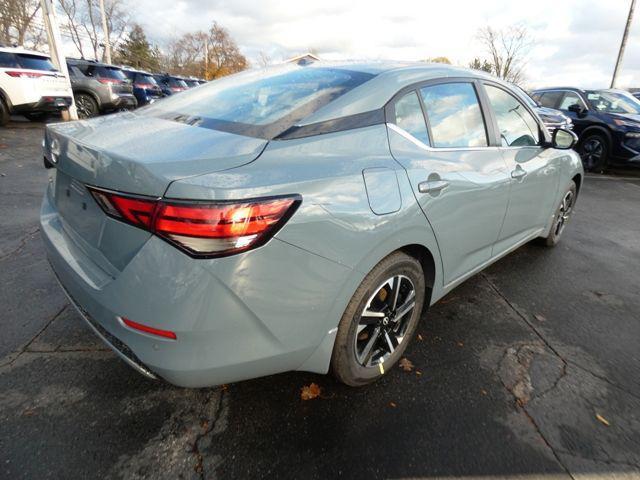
[1,120,639,480]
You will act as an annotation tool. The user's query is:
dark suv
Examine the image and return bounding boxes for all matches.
[66,59,137,118]
[121,67,164,106]
[531,87,640,171]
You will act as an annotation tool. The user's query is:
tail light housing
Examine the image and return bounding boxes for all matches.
[5,70,49,78]
[98,78,122,84]
[87,186,301,258]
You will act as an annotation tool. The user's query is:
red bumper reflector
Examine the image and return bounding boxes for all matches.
[121,317,177,339]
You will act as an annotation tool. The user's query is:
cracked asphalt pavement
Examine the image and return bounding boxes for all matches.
[1,120,639,480]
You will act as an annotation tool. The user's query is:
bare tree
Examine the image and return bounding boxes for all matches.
[0,0,43,48]
[207,22,248,78]
[476,25,532,84]
[57,0,129,60]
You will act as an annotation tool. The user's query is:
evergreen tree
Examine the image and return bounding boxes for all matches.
[115,24,160,71]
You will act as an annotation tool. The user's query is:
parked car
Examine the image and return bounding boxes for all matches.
[512,85,573,132]
[0,45,72,125]
[41,62,582,388]
[153,73,188,96]
[631,91,640,101]
[121,67,164,106]
[66,58,137,118]
[182,77,200,88]
[531,87,640,171]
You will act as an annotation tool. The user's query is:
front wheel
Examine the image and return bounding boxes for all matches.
[331,251,425,386]
[542,181,577,247]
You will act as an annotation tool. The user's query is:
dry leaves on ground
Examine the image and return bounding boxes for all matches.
[596,413,610,426]
[399,357,414,372]
[300,383,322,400]
[534,314,547,322]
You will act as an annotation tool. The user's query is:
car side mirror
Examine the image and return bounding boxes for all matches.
[567,104,586,116]
[551,128,578,150]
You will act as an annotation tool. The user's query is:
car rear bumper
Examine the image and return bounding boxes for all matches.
[12,96,72,113]
[102,94,137,111]
[40,183,352,387]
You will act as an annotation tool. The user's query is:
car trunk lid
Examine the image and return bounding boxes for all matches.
[46,113,267,269]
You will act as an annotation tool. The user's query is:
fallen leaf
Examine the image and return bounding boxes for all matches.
[534,314,546,322]
[417,334,423,341]
[440,295,459,304]
[300,383,321,401]
[398,357,414,372]
[415,371,422,376]
[457,341,464,347]
[480,389,488,396]
[389,402,397,408]
[22,408,36,417]
[596,413,610,426]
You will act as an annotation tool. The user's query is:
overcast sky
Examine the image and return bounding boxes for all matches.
[123,0,638,89]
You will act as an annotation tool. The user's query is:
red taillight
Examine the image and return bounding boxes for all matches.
[5,70,46,78]
[170,87,185,92]
[121,317,176,339]
[135,83,155,89]
[87,186,301,257]
[98,78,122,84]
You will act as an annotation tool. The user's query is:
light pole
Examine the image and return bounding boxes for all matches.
[611,0,636,89]
[40,0,78,120]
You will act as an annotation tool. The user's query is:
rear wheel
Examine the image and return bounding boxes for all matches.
[0,98,9,126]
[74,93,98,119]
[332,251,425,386]
[578,133,608,172]
[542,181,577,247]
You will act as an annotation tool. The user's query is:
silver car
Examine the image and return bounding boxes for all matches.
[41,62,582,387]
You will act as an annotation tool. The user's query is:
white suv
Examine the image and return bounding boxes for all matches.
[0,46,73,126]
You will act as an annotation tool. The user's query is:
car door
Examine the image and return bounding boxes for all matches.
[387,79,511,286]
[482,83,559,253]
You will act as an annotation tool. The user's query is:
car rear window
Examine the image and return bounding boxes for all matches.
[95,66,127,80]
[0,52,19,68]
[144,66,375,138]
[136,74,157,86]
[15,54,57,71]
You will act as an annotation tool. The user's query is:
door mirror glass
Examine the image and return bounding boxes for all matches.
[552,128,578,149]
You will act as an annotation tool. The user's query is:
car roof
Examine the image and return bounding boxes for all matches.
[296,60,497,125]
[0,46,50,57]
[66,58,122,69]
[532,87,585,93]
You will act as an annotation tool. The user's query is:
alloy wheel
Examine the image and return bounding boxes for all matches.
[580,138,604,170]
[554,190,575,237]
[354,275,416,367]
[75,96,96,118]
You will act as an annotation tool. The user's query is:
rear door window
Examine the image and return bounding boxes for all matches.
[485,85,540,147]
[393,91,430,145]
[419,82,488,148]
[0,52,19,68]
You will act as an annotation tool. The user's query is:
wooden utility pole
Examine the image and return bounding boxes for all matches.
[611,0,636,88]
[40,0,78,119]
[98,0,111,64]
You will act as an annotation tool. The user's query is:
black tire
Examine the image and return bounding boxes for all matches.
[0,98,9,127]
[542,181,577,247]
[331,251,425,386]
[74,93,99,119]
[578,133,608,172]
[23,112,48,122]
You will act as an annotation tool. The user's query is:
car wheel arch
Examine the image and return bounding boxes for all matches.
[579,125,612,149]
[73,89,101,109]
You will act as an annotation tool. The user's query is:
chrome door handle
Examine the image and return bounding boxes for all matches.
[418,179,449,194]
[511,167,527,180]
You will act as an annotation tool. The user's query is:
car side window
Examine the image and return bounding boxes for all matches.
[393,91,430,145]
[485,85,540,147]
[420,82,487,148]
[537,91,563,108]
[559,92,584,111]
[0,52,19,68]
